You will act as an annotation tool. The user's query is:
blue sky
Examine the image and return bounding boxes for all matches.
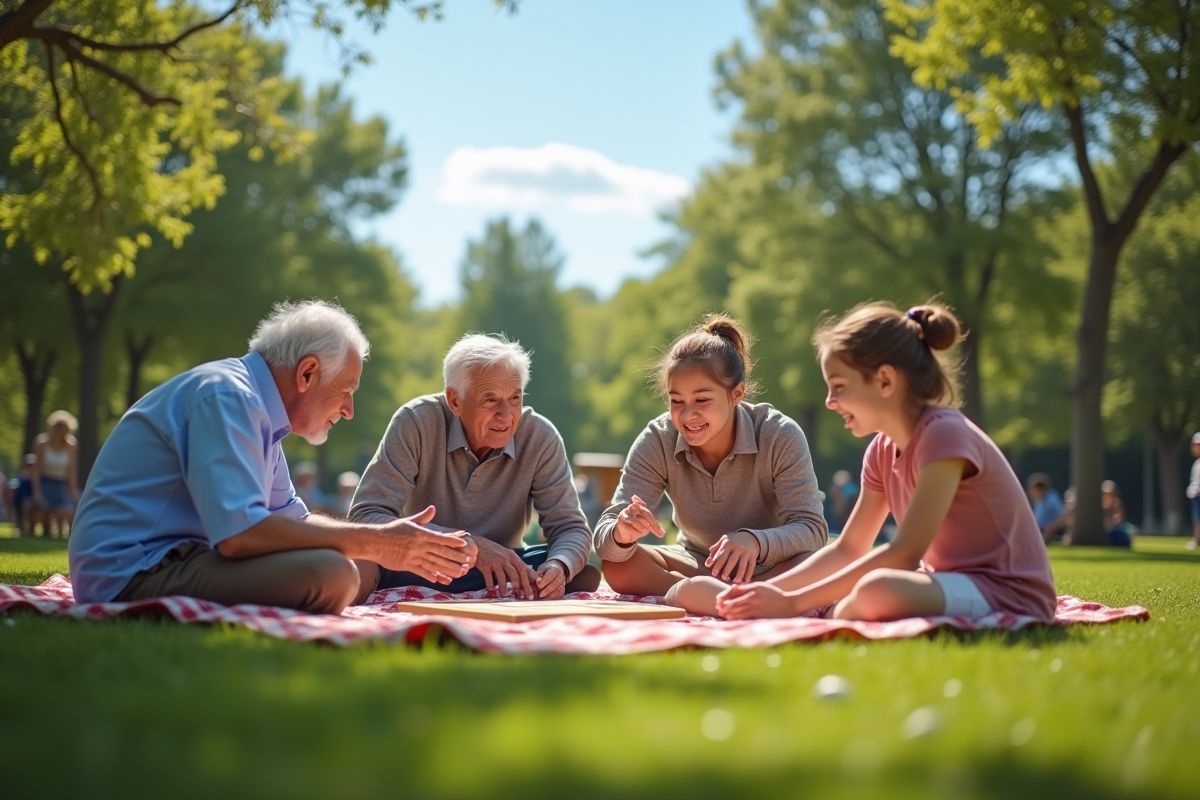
[271,1,755,306]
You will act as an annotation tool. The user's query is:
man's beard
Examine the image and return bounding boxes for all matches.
[301,426,329,446]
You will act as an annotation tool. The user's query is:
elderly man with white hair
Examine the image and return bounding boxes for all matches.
[350,333,600,601]
[69,301,476,613]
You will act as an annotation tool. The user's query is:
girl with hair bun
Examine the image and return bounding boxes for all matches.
[594,314,828,614]
[716,301,1057,623]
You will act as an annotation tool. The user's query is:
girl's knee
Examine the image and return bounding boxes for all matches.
[600,557,637,593]
[840,569,904,620]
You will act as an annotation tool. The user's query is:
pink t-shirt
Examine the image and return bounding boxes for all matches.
[862,406,1057,621]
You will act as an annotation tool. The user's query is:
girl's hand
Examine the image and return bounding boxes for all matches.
[715,582,796,619]
[706,531,760,583]
[613,495,666,545]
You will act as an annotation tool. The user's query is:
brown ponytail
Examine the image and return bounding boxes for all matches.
[812,301,963,407]
[655,313,758,398]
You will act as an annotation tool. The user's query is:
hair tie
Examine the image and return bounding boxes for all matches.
[905,307,926,340]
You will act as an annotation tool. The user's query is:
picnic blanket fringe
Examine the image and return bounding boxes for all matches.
[0,575,1149,655]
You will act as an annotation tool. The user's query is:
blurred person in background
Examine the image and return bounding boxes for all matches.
[32,410,79,537]
[292,461,329,513]
[68,300,475,612]
[351,333,600,603]
[1026,473,1065,542]
[1101,480,1132,548]
[9,455,39,537]
[333,471,359,518]
[1186,432,1200,550]
[828,469,859,534]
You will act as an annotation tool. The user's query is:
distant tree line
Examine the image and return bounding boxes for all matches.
[1,0,1197,537]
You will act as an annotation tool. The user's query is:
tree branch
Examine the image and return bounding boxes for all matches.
[37,2,243,55]
[1064,102,1110,235]
[44,42,103,211]
[66,56,106,134]
[1112,140,1188,246]
[35,29,181,106]
[1104,30,1172,114]
[839,199,904,261]
[0,0,53,50]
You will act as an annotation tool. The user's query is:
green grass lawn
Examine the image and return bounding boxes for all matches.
[1,528,1197,800]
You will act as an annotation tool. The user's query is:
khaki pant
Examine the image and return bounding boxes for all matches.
[116,541,360,615]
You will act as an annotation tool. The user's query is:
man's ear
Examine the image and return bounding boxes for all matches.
[876,364,899,398]
[296,355,321,394]
[445,386,462,415]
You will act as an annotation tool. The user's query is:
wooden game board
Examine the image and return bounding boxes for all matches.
[390,599,686,623]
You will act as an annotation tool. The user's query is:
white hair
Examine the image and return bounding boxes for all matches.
[248,300,370,375]
[443,333,531,393]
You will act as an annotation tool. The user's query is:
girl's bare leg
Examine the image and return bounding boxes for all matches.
[669,551,816,615]
[832,568,945,620]
[601,545,705,597]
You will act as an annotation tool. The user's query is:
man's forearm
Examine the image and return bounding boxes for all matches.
[217,513,384,560]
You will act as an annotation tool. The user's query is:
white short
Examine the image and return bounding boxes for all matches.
[931,572,993,617]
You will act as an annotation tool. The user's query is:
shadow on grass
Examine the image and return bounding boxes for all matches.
[1050,544,1199,565]
[0,537,70,556]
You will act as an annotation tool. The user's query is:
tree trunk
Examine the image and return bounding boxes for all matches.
[1141,433,1156,533]
[124,332,155,410]
[66,278,122,482]
[14,340,56,458]
[1150,419,1186,536]
[1069,241,1120,546]
[958,314,984,428]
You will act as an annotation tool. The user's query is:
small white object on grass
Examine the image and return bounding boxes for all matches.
[1049,658,1063,673]
[902,706,941,739]
[765,653,782,668]
[943,678,963,698]
[814,674,852,701]
[3,618,13,627]
[701,709,736,741]
[701,654,720,673]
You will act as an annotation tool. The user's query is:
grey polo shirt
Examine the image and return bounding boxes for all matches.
[349,394,592,578]
[594,402,828,565]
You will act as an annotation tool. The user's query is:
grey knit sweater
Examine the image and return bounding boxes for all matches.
[350,394,591,579]
[594,403,827,565]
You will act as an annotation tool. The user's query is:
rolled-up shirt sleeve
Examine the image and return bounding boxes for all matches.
[593,427,669,563]
[181,391,279,546]
[739,420,827,564]
[529,430,591,580]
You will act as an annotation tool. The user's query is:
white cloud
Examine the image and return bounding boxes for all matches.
[437,143,691,216]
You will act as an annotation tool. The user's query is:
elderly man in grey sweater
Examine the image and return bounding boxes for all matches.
[351,334,601,602]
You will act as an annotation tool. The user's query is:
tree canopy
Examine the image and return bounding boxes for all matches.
[885,0,1200,543]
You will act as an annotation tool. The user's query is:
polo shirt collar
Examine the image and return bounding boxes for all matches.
[674,403,759,458]
[448,415,516,459]
[242,351,292,443]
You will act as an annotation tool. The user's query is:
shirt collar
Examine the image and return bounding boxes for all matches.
[448,414,517,459]
[674,403,759,458]
[242,352,291,444]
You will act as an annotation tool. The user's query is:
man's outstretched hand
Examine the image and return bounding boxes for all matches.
[377,506,477,585]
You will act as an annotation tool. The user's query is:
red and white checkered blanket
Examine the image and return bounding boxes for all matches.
[0,575,1148,654]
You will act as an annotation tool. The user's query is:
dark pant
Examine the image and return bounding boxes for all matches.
[116,541,361,614]
[378,544,552,592]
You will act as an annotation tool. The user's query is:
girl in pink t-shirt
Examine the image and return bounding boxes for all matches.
[717,301,1057,622]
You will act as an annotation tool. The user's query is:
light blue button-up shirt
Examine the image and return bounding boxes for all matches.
[68,352,309,603]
